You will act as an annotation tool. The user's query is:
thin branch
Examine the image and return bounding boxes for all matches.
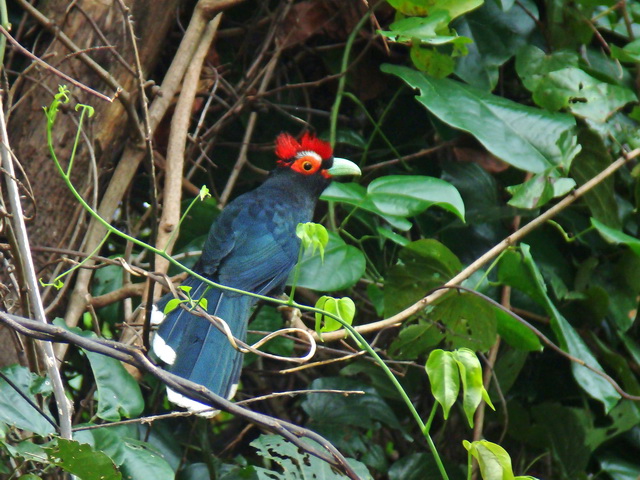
[320,148,640,341]
[0,370,59,433]
[60,0,244,359]
[0,96,73,439]
[0,26,115,102]
[0,311,360,480]
[431,286,640,402]
[155,13,222,274]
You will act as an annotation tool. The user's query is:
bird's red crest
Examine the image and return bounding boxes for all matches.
[275,132,333,165]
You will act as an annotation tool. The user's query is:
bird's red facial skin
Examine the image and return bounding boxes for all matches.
[289,154,329,177]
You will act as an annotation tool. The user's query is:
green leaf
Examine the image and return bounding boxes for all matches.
[198,185,210,201]
[463,440,524,480]
[516,45,637,122]
[599,453,640,480]
[321,181,430,230]
[119,439,174,480]
[301,377,402,431]
[570,130,621,228]
[494,308,542,352]
[453,0,538,90]
[384,239,462,317]
[382,12,454,44]
[591,218,640,257]
[386,0,483,19]
[410,45,455,78]
[74,426,127,466]
[453,348,494,427]
[163,298,182,314]
[92,263,124,326]
[367,175,465,221]
[84,350,144,421]
[425,350,460,419]
[498,244,621,412]
[432,294,498,351]
[0,365,55,436]
[506,172,576,209]
[389,322,445,360]
[382,63,578,173]
[388,453,441,480]
[251,434,373,480]
[610,38,640,63]
[315,296,356,333]
[296,222,329,260]
[291,231,366,291]
[45,438,121,480]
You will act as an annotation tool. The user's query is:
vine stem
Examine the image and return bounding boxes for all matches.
[46,94,451,477]
[320,147,640,341]
[0,96,73,439]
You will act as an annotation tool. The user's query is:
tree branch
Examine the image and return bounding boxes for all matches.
[0,96,73,439]
[320,148,640,341]
[0,311,360,480]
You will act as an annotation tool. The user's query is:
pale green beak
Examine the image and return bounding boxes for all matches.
[327,157,361,177]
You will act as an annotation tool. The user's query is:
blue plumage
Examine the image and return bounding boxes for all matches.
[152,133,360,414]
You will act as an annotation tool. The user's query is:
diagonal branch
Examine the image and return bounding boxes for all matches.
[0,311,360,480]
[320,147,640,341]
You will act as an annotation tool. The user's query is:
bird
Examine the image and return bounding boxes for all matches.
[151,132,361,415]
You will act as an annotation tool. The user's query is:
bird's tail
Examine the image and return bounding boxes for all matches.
[152,276,251,416]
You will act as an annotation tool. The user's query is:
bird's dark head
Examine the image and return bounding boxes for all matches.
[274,132,361,180]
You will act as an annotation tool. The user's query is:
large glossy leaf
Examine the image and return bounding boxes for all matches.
[382,63,578,174]
[119,439,174,480]
[322,182,412,231]
[591,219,640,256]
[322,179,462,231]
[517,45,637,122]
[0,365,55,436]
[251,434,373,480]
[84,349,144,422]
[291,231,366,291]
[453,0,538,90]
[45,438,121,480]
[570,130,620,229]
[498,244,621,412]
[384,239,462,317]
[367,175,465,220]
[386,0,483,19]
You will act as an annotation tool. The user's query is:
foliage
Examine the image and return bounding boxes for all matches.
[1,0,640,479]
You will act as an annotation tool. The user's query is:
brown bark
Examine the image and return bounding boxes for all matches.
[0,0,179,364]
[7,0,179,272]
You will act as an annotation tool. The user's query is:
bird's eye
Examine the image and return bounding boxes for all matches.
[303,162,313,171]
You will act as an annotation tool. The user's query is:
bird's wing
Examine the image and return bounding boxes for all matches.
[196,196,300,296]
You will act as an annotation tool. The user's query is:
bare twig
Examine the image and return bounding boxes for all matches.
[0,26,115,102]
[60,0,244,358]
[0,96,73,439]
[155,13,222,274]
[0,311,360,480]
[429,286,640,402]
